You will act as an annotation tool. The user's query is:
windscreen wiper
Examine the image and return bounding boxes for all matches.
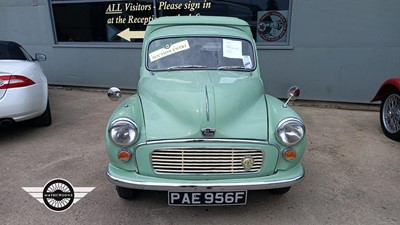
[217,66,249,70]
[167,65,207,70]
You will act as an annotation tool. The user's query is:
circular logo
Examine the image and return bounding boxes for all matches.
[241,156,255,171]
[42,179,75,212]
[0,80,4,87]
[258,11,288,42]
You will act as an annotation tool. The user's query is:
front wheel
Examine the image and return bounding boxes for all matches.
[380,91,400,141]
[269,186,291,195]
[116,186,136,200]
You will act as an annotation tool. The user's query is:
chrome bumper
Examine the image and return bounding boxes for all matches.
[106,164,305,191]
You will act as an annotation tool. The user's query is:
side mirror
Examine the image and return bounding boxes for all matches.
[108,87,122,101]
[283,86,300,108]
[35,53,47,61]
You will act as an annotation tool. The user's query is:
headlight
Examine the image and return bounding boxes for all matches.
[276,118,305,146]
[108,118,139,146]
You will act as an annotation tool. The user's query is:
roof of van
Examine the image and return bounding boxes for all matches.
[148,16,249,27]
[145,16,252,38]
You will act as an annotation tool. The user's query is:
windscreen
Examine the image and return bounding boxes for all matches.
[0,43,27,60]
[147,37,255,71]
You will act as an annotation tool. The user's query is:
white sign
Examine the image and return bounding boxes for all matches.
[242,55,253,68]
[223,39,242,59]
[149,40,190,62]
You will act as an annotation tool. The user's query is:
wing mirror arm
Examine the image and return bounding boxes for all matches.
[283,86,301,108]
[108,87,122,101]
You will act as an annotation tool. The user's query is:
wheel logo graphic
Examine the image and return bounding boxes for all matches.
[22,178,95,212]
[43,179,75,212]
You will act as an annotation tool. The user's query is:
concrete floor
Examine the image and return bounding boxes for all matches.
[0,88,399,225]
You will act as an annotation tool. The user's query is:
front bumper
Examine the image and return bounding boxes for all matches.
[106,163,305,191]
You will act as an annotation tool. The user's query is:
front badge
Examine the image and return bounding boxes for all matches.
[201,128,216,137]
[242,156,254,171]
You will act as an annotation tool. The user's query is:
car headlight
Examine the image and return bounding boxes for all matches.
[276,118,305,146]
[108,118,139,146]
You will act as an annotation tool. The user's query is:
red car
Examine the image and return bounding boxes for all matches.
[371,78,400,141]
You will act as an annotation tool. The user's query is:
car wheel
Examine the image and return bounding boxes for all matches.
[380,90,400,141]
[116,186,136,200]
[31,99,52,127]
[269,187,291,195]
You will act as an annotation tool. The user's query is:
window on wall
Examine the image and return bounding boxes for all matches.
[51,0,154,43]
[50,0,292,45]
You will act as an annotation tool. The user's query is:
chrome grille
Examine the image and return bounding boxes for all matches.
[151,148,263,174]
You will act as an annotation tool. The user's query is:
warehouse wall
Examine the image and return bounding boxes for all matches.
[262,0,400,102]
[1,0,399,103]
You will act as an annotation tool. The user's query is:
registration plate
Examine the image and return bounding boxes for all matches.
[168,191,247,206]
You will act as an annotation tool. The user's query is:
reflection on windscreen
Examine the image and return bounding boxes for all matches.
[147,37,255,71]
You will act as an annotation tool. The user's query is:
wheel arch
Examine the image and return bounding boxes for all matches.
[371,78,400,102]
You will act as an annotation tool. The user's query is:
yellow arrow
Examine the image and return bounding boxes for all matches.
[117,28,145,41]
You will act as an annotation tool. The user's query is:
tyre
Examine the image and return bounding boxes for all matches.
[269,186,291,195]
[380,90,400,141]
[31,99,52,127]
[116,186,136,200]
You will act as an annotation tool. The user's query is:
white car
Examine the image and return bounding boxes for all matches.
[0,41,51,127]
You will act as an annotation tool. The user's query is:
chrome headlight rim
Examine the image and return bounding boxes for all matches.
[108,118,139,146]
[276,118,305,147]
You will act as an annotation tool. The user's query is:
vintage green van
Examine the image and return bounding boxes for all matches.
[105,16,306,206]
